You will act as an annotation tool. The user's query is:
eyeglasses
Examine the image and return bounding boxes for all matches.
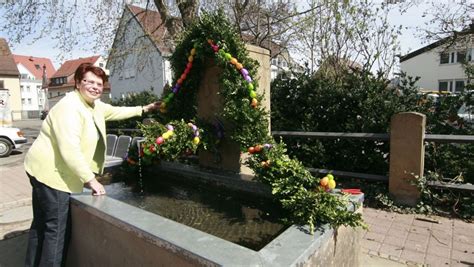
[82,79,103,89]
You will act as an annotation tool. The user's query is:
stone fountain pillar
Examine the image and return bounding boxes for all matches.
[197,44,270,177]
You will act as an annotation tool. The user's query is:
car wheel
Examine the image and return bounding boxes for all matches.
[0,137,13,157]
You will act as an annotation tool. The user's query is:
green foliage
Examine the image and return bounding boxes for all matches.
[246,141,365,231]
[271,70,474,183]
[162,10,268,148]
[106,91,160,129]
[135,11,365,232]
[138,119,204,165]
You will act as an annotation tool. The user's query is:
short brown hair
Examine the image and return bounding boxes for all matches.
[74,63,107,87]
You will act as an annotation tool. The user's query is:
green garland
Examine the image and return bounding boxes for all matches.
[137,10,365,232]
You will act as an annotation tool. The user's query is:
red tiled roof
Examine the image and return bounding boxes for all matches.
[126,5,173,55]
[13,54,56,80]
[49,81,111,91]
[0,38,20,76]
[241,34,283,58]
[52,56,100,78]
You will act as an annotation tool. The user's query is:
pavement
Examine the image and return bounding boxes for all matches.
[1,119,473,267]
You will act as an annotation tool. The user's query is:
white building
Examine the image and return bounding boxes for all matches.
[400,26,473,93]
[107,5,173,100]
[13,55,56,118]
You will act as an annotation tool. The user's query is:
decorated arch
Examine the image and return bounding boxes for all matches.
[133,11,364,232]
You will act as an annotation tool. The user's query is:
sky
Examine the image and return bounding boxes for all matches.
[0,1,444,70]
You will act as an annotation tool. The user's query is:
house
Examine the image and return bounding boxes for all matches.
[13,55,56,118]
[400,25,473,93]
[48,56,109,108]
[0,38,21,123]
[107,5,173,100]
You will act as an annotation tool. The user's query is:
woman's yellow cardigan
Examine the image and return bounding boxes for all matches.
[24,90,142,193]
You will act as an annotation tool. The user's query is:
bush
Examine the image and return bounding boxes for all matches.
[271,70,474,183]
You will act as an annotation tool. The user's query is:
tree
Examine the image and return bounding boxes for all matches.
[0,0,199,61]
[292,0,402,77]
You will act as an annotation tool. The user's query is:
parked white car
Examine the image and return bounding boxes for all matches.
[458,103,473,123]
[0,127,27,157]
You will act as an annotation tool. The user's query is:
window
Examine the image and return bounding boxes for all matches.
[22,98,25,104]
[34,64,41,70]
[20,85,24,92]
[457,51,466,63]
[49,92,52,98]
[440,53,449,64]
[37,85,41,90]
[20,74,28,79]
[271,58,277,65]
[455,80,465,92]
[28,98,32,104]
[26,86,30,92]
[439,81,448,91]
[99,63,104,67]
[0,80,3,88]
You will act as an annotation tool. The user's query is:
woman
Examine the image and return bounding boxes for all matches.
[24,63,160,266]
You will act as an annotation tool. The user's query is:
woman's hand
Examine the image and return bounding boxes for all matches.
[85,178,106,196]
[143,101,161,113]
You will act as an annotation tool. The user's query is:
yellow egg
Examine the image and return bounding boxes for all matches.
[328,179,336,189]
[193,137,200,145]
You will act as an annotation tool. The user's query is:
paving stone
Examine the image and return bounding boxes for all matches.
[390,222,412,232]
[400,249,425,265]
[368,224,390,234]
[409,225,431,234]
[0,206,33,224]
[361,239,381,252]
[426,243,451,259]
[451,249,474,262]
[412,217,435,228]
[453,234,473,245]
[365,231,385,243]
[424,254,450,267]
[379,243,403,258]
[404,240,427,253]
[452,240,474,253]
[384,235,406,247]
[387,227,409,239]
[392,216,414,225]
[407,232,430,244]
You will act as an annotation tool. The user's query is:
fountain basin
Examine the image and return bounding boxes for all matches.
[67,163,363,266]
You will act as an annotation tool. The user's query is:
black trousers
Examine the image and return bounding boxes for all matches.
[25,173,71,267]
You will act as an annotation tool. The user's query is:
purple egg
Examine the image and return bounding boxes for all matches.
[195,131,200,137]
[167,125,174,131]
[192,125,197,131]
[175,84,181,89]
[172,87,179,93]
[241,68,248,76]
[264,144,273,149]
[244,75,253,82]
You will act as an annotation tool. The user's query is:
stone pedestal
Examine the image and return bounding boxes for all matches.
[197,44,270,177]
[389,112,425,206]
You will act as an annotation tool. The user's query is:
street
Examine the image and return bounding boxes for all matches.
[1,120,42,167]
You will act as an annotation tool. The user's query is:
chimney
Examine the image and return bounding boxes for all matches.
[42,64,48,88]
